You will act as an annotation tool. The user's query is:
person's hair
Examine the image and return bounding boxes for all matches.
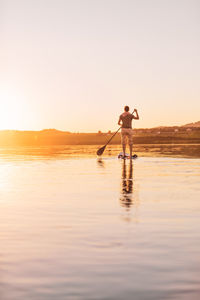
[124,106,129,112]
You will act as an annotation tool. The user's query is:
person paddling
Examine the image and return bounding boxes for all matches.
[118,106,139,159]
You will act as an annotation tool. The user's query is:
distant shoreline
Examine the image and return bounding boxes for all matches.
[0,126,200,146]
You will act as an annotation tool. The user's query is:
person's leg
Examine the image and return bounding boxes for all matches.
[123,143,126,157]
[128,129,133,158]
[129,144,132,158]
[121,129,126,158]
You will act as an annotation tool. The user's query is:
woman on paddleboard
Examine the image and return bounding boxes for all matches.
[118,106,139,159]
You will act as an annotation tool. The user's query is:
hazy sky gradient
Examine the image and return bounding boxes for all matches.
[1,0,200,131]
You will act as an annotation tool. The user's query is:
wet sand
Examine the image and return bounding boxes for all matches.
[0,145,200,299]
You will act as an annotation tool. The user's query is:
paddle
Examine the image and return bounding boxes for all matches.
[97,127,121,156]
[96,109,135,156]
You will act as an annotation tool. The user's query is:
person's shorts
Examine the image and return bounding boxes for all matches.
[121,128,133,145]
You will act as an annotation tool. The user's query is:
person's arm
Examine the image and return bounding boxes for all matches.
[118,115,122,126]
[133,109,139,120]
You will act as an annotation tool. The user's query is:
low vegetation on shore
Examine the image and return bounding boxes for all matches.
[0,124,200,146]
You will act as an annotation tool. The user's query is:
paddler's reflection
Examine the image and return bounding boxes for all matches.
[120,159,133,208]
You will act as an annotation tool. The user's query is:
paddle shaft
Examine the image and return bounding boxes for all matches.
[104,127,121,147]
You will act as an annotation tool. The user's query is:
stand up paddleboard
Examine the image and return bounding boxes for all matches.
[118,152,138,159]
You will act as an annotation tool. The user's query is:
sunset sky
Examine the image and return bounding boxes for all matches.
[1,0,200,132]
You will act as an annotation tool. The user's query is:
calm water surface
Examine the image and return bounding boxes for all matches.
[0,145,200,300]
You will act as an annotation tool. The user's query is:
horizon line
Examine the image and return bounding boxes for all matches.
[0,120,199,133]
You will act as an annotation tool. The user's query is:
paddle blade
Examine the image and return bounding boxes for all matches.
[97,145,106,156]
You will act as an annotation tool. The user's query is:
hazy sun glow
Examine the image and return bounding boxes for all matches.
[1,0,200,131]
[0,88,26,130]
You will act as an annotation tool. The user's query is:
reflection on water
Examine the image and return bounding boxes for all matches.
[0,144,200,161]
[119,159,140,223]
[0,146,200,299]
[97,157,105,168]
[120,160,133,209]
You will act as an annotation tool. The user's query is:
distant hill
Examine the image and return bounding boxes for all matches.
[0,123,200,146]
[182,121,200,127]
[40,129,63,133]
